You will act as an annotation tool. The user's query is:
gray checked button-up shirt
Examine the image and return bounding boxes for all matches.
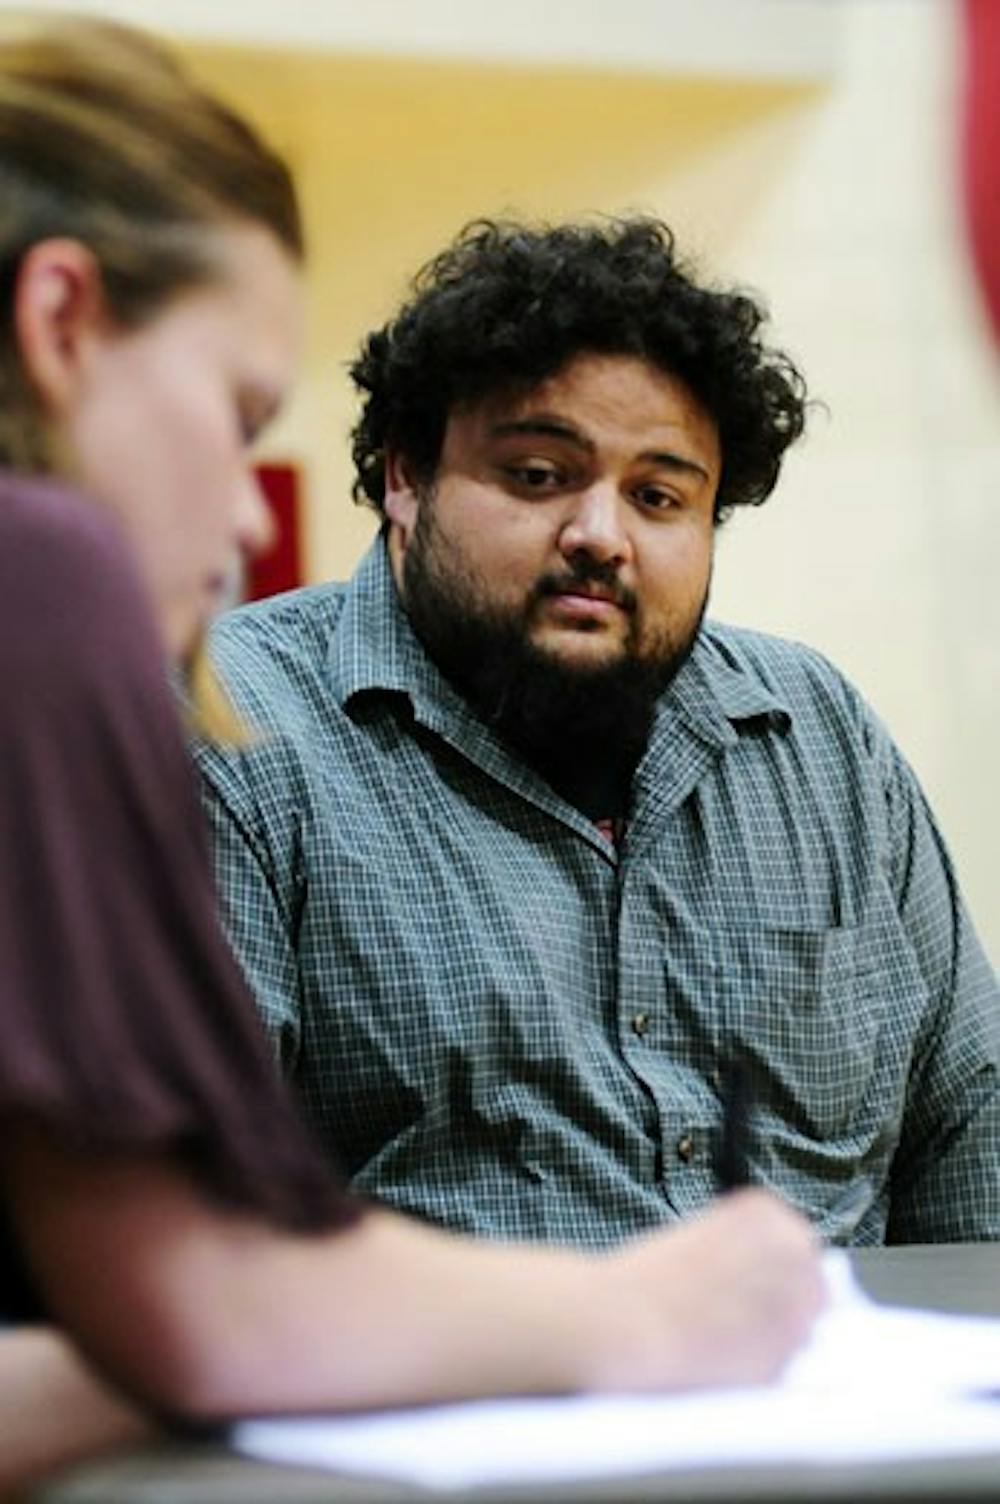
[196,536,1000,1249]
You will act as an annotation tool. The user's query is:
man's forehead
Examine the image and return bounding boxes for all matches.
[445,351,720,466]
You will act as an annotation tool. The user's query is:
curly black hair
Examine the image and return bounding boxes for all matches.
[350,217,807,523]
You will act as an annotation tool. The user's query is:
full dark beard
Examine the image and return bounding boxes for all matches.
[399,507,707,819]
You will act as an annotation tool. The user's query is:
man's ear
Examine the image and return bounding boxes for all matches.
[14,238,110,417]
[383,449,422,551]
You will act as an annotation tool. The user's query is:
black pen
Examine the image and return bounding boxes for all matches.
[714,1057,753,1191]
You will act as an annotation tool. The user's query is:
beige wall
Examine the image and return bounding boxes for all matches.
[696,3,1000,964]
[183,2,998,959]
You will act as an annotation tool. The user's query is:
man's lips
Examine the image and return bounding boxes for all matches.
[540,577,632,616]
[541,588,627,626]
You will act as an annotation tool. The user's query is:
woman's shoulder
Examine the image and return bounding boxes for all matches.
[0,470,158,680]
[0,469,140,599]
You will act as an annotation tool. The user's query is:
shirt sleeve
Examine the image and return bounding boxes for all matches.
[197,751,305,1077]
[867,713,1000,1242]
[0,488,355,1233]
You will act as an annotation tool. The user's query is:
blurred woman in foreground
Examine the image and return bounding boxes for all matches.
[0,14,822,1497]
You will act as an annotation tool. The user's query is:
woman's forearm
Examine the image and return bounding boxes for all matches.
[159,1190,822,1415]
[5,1127,822,1420]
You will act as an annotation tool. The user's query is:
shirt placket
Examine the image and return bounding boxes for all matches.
[615,727,733,1217]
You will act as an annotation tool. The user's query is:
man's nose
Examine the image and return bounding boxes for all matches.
[557,482,631,565]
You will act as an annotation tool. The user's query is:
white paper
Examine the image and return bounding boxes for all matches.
[233,1253,1000,1489]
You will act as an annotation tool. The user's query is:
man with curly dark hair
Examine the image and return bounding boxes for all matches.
[197,218,1000,1254]
[350,220,804,523]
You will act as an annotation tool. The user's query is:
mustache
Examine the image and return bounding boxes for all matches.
[532,557,637,614]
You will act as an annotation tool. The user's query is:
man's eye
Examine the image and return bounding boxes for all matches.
[504,462,561,491]
[634,483,677,511]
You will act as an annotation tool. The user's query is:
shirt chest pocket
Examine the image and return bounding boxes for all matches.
[711,924,887,1141]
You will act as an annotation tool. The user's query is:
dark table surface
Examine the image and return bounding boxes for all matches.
[30,1244,1000,1504]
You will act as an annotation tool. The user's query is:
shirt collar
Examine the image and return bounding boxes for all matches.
[329,536,793,744]
[328,532,467,722]
[663,630,792,749]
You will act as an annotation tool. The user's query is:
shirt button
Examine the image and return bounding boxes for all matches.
[631,1012,649,1037]
[676,1135,695,1162]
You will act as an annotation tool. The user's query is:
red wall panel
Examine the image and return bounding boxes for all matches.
[248,463,304,601]
[963,0,1000,346]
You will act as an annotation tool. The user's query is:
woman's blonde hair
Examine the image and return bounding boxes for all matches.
[0,11,302,738]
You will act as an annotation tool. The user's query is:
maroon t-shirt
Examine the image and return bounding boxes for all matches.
[0,473,356,1320]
